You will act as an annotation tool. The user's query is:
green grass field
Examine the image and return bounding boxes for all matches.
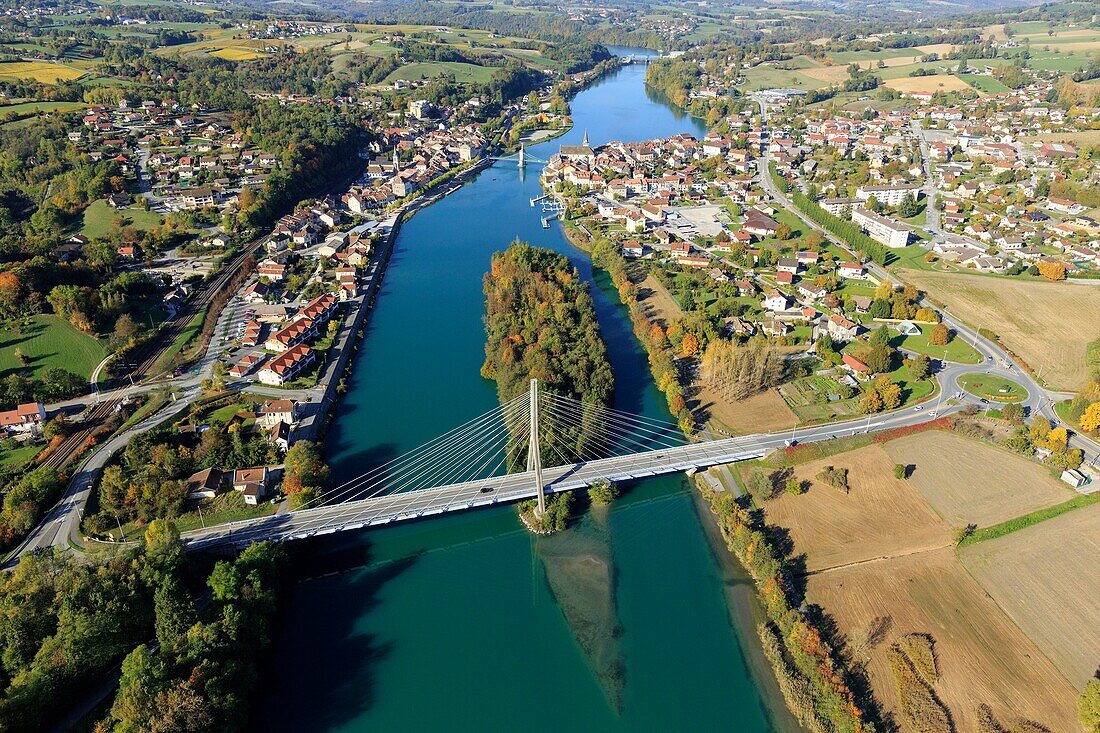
[0,442,44,470]
[895,324,982,364]
[81,199,164,239]
[384,61,497,84]
[0,314,105,381]
[959,74,1012,94]
[956,373,1028,403]
[0,100,88,116]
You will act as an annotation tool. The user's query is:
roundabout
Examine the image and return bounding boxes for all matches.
[956,372,1029,403]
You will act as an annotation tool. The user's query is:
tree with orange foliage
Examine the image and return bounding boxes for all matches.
[681,332,700,357]
[1036,260,1067,280]
[0,271,22,317]
[647,322,666,347]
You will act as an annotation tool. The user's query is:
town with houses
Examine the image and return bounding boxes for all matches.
[540,70,1099,366]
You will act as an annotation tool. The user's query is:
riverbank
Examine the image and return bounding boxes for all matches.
[555,204,871,729]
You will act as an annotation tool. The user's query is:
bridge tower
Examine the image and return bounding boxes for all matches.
[518,144,526,169]
[526,378,547,515]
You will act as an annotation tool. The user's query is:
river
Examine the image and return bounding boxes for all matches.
[261,49,795,732]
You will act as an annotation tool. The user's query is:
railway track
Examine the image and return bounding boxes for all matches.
[124,237,266,382]
[42,237,264,473]
[38,398,121,472]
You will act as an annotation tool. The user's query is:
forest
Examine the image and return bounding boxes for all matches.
[0,525,284,733]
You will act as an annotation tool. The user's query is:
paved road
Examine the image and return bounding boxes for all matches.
[7,389,198,562]
[181,398,968,549]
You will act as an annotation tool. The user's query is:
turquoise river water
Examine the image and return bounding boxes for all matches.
[261,49,796,732]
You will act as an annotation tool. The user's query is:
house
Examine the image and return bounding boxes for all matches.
[827,314,860,342]
[776,257,799,274]
[852,295,872,313]
[1060,468,1089,489]
[258,260,286,282]
[258,399,297,428]
[622,241,646,258]
[185,468,223,500]
[762,289,790,313]
[837,262,866,280]
[743,209,780,238]
[266,420,293,452]
[841,353,870,377]
[0,403,46,433]
[233,467,270,505]
[798,282,826,301]
[265,318,315,352]
[229,353,263,378]
[851,208,910,248]
[776,271,794,286]
[258,344,316,386]
[723,316,755,337]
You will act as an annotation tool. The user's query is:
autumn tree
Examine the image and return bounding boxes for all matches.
[0,271,23,318]
[283,441,329,507]
[1080,402,1100,432]
[701,339,786,401]
[928,323,950,346]
[681,332,700,357]
[1036,260,1066,281]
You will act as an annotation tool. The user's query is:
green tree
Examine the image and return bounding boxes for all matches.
[154,576,197,651]
[1080,678,1100,733]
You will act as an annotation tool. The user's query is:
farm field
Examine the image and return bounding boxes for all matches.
[808,548,1079,733]
[961,503,1100,687]
[698,387,798,435]
[0,314,105,381]
[883,74,972,94]
[958,73,1011,94]
[384,61,496,84]
[897,269,1099,390]
[746,443,954,571]
[731,428,1086,731]
[0,60,87,83]
[81,200,164,240]
[778,373,861,423]
[883,431,1072,526]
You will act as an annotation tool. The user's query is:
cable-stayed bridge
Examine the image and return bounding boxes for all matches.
[181,379,953,550]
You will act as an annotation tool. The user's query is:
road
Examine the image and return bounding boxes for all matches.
[8,390,198,560]
[181,397,972,550]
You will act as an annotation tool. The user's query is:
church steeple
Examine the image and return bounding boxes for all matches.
[392,146,399,172]
[582,130,589,147]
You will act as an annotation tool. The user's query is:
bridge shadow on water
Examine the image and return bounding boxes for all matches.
[262,541,422,732]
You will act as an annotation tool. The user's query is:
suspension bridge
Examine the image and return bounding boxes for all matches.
[489,144,548,169]
[181,379,953,550]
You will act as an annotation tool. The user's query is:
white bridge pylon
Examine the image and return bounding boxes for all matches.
[490,144,548,168]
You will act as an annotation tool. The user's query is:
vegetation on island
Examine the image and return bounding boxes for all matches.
[481,241,614,531]
[588,479,619,506]
[481,241,613,408]
[518,492,574,535]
